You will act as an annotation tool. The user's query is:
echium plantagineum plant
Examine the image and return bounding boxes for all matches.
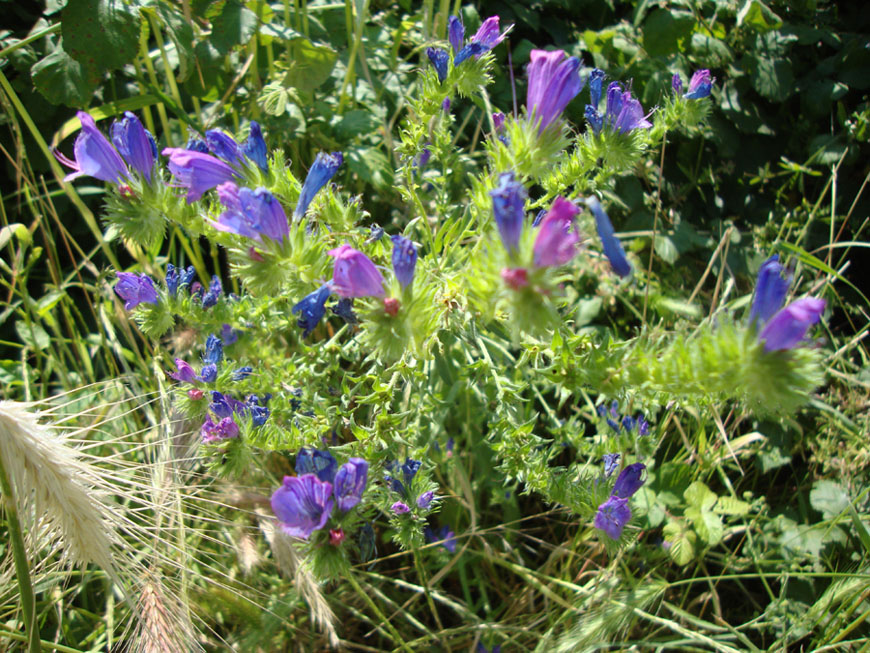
[58,8,831,605]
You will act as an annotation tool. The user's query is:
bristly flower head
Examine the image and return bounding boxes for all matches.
[110,112,157,182]
[294,152,343,220]
[606,82,653,134]
[684,69,715,100]
[758,298,826,352]
[241,121,268,172]
[114,272,158,310]
[271,474,335,540]
[296,447,338,483]
[749,255,790,329]
[612,462,646,498]
[334,458,368,512]
[213,182,290,243]
[453,16,510,65]
[163,147,238,203]
[328,244,385,298]
[586,196,631,277]
[391,235,418,290]
[533,197,581,267]
[490,172,528,255]
[526,49,585,133]
[426,47,450,83]
[55,111,129,184]
[594,495,631,540]
[292,285,333,338]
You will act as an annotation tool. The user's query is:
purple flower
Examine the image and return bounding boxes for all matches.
[612,463,646,499]
[202,334,223,365]
[55,111,129,184]
[493,112,505,131]
[169,359,197,383]
[220,323,240,345]
[209,391,245,419]
[588,68,606,107]
[671,73,683,96]
[453,16,508,65]
[526,50,584,133]
[212,182,290,243]
[749,255,790,329]
[292,284,333,338]
[295,447,338,483]
[242,121,268,172]
[425,525,457,553]
[271,474,335,540]
[184,137,209,153]
[178,265,196,289]
[684,69,715,100]
[202,275,223,309]
[586,196,631,277]
[416,490,435,509]
[385,458,421,495]
[165,264,179,296]
[758,298,826,352]
[532,197,581,267]
[391,235,418,289]
[637,415,650,436]
[427,47,450,83]
[585,105,604,134]
[605,83,652,134]
[163,148,238,203]
[199,364,217,383]
[334,458,369,512]
[442,97,451,112]
[328,244,385,298]
[294,152,343,220]
[594,495,631,540]
[205,129,244,167]
[448,15,465,54]
[490,172,527,255]
[110,112,156,182]
[114,272,158,310]
[391,501,411,514]
[201,415,240,443]
[602,453,620,477]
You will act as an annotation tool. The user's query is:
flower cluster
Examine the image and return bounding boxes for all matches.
[427,14,509,83]
[586,81,652,135]
[598,400,651,436]
[673,69,715,100]
[594,463,646,540]
[271,449,369,540]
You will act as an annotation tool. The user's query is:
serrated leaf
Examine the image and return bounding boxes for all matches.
[31,42,100,108]
[714,496,751,516]
[685,481,717,511]
[62,0,141,72]
[211,0,259,54]
[810,480,850,519]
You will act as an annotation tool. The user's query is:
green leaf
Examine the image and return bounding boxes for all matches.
[690,33,732,67]
[15,321,50,351]
[751,56,794,102]
[684,481,717,511]
[31,42,100,108]
[653,234,678,265]
[664,520,696,565]
[737,0,782,32]
[211,0,259,54]
[642,9,695,58]
[155,4,195,82]
[574,297,602,327]
[692,508,724,545]
[332,110,379,140]
[714,496,751,516]
[61,0,141,72]
[283,39,338,96]
[0,223,30,249]
[809,480,850,519]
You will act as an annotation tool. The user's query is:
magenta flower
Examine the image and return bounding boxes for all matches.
[55,111,129,183]
[271,474,335,540]
[526,50,584,133]
[212,182,289,243]
[532,197,581,267]
[328,244,386,298]
[594,495,631,540]
[163,148,238,203]
[333,458,369,512]
[114,272,159,310]
[201,415,240,443]
[391,501,411,514]
[684,69,715,100]
[758,298,826,352]
[416,490,435,509]
[453,16,509,65]
[169,358,197,383]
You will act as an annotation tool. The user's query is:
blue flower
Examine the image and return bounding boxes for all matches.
[425,525,457,553]
[294,152,343,220]
[368,224,385,242]
[671,73,683,96]
[165,264,179,297]
[602,453,620,477]
[55,112,128,184]
[202,275,223,309]
[526,50,584,133]
[205,129,244,167]
[605,83,652,134]
[220,323,241,345]
[202,334,224,365]
[334,458,369,512]
[588,68,606,107]
[749,255,790,329]
[292,284,333,338]
[585,105,604,134]
[184,137,210,153]
[178,265,196,289]
[453,16,508,65]
[163,148,238,203]
[199,364,218,383]
[213,183,290,243]
[331,297,359,325]
[241,121,268,172]
[426,47,450,83]
[391,235,418,289]
[110,112,157,182]
[296,447,338,483]
[490,172,527,255]
[448,15,465,54]
[684,70,715,100]
[114,272,158,310]
[586,196,631,278]
[271,474,335,540]
[385,458,421,495]
[612,463,646,499]
[594,495,631,540]
[232,366,252,381]
[416,490,435,509]
[209,391,245,419]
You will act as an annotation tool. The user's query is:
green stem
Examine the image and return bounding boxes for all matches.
[0,627,84,653]
[345,571,414,653]
[0,23,60,59]
[0,452,41,653]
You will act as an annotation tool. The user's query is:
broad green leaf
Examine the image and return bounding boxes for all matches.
[61,0,141,72]
[284,39,338,96]
[653,234,678,265]
[809,480,850,519]
[685,481,717,511]
[211,0,259,54]
[642,9,694,58]
[31,42,99,108]
[751,56,794,102]
[714,496,751,516]
[574,297,602,327]
[694,509,724,545]
[333,110,379,140]
[690,33,732,67]
[664,521,696,565]
[737,0,782,32]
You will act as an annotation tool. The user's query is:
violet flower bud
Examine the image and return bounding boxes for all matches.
[532,197,581,267]
[114,272,158,310]
[334,458,369,512]
[586,196,631,277]
[111,112,156,182]
[526,50,584,133]
[328,244,385,298]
